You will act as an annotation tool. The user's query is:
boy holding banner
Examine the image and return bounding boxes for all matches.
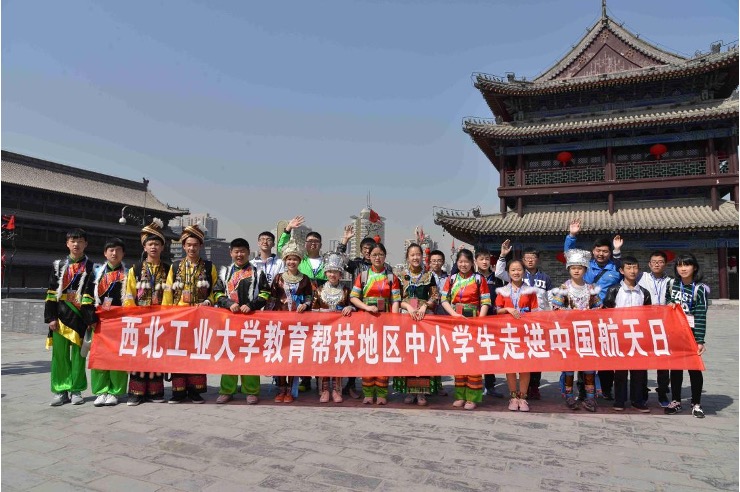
[213,238,270,405]
[602,256,652,412]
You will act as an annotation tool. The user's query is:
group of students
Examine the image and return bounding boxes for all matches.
[44,216,708,417]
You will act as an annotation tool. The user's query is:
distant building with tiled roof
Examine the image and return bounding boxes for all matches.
[435,5,739,298]
[1,150,188,292]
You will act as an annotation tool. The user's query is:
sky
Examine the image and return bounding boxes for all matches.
[3,0,738,264]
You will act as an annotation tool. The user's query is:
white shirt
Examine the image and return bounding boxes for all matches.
[614,281,645,308]
[250,254,284,287]
[637,272,670,305]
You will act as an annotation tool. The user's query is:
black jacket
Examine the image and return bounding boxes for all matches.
[603,283,652,308]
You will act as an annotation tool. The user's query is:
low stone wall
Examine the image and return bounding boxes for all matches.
[2,298,48,336]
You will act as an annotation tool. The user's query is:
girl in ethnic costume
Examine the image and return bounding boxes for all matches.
[350,242,401,405]
[494,259,539,412]
[312,251,354,404]
[550,248,602,412]
[124,220,169,405]
[90,238,128,407]
[163,225,218,404]
[663,253,708,418]
[440,249,491,411]
[394,243,441,406]
[270,238,313,403]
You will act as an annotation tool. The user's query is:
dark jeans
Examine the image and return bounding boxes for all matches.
[529,372,542,388]
[484,374,497,391]
[598,370,614,395]
[613,370,647,407]
[658,369,703,404]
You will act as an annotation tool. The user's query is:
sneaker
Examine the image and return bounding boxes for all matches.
[94,394,108,407]
[602,391,614,401]
[613,405,625,411]
[376,397,387,405]
[527,387,541,400]
[691,404,705,419]
[565,396,580,410]
[416,395,427,407]
[582,398,597,412]
[331,390,343,404]
[246,395,259,405]
[274,390,285,403]
[463,401,476,410]
[631,402,650,413]
[216,394,233,404]
[363,397,374,405]
[283,392,294,403]
[403,394,415,404]
[70,392,84,405]
[518,399,530,412]
[657,391,669,408]
[50,392,69,406]
[104,394,119,406]
[452,399,465,408]
[190,392,205,404]
[320,390,330,403]
[149,395,166,403]
[168,394,187,404]
[664,400,682,415]
[348,387,361,399]
[127,395,144,406]
[508,398,519,411]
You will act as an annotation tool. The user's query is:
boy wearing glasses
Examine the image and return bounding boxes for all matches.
[250,231,284,288]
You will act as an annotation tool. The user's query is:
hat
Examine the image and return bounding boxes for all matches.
[180,225,205,244]
[323,252,348,273]
[281,238,305,261]
[565,248,591,269]
[140,218,165,245]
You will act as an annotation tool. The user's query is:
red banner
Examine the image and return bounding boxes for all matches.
[89,305,704,375]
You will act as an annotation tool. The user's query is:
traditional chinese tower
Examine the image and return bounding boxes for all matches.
[435,4,739,298]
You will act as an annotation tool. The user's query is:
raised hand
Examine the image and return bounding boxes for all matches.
[342,224,355,242]
[569,218,581,236]
[501,239,512,257]
[613,234,624,251]
[286,215,305,232]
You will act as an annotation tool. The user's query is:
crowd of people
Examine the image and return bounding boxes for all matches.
[44,216,709,417]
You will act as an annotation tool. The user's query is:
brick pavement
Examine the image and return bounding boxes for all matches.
[2,304,737,491]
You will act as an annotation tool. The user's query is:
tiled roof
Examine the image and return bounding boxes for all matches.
[1,155,187,215]
[434,201,739,236]
[463,95,739,139]
[534,16,687,83]
[475,49,738,96]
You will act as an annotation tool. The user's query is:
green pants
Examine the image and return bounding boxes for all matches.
[219,375,260,395]
[454,386,483,403]
[50,330,87,393]
[91,369,128,396]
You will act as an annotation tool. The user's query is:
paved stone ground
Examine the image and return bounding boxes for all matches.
[2,304,737,491]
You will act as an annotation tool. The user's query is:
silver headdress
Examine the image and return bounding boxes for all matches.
[565,248,591,269]
[323,251,348,273]
[281,238,305,261]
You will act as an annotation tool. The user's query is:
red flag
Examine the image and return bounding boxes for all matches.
[368,209,380,223]
[1,215,15,231]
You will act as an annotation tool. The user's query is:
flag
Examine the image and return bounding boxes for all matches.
[1,215,15,231]
[368,209,380,223]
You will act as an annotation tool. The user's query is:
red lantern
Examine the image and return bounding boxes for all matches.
[373,235,381,243]
[556,151,573,166]
[650,144,667,160]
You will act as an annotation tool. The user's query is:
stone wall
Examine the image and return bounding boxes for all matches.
[2,299,48,336]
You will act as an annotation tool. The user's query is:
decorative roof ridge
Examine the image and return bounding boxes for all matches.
[534,14,686,83]
[464,94,738,128]
[475,48,737,95]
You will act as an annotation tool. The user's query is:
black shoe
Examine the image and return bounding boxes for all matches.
[127,395,144,406]
[631,402,650,413]
[168,394,187,404]
[602,391,614,401]
[190,392,205,404]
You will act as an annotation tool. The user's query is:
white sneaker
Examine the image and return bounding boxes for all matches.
[104,394,119,406]
[50,392,69,406]
[508,398,519,411]
[94,394,108,407]
[518,398,530,412]
[70,392,84,405]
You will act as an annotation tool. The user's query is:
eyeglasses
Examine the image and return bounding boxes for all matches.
[429,259,444,263]
[258,237,273,243]
[370,253,386,258]
[650,260,666,265]
[305,240,321,245]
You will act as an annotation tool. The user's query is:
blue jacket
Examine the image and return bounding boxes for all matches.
[564,235,621,301]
